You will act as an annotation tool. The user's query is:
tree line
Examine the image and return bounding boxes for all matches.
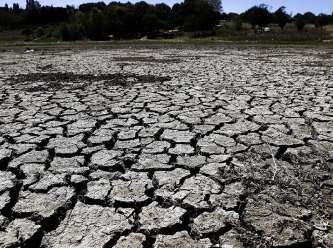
[236,4,332,32]
[0,1,332,41]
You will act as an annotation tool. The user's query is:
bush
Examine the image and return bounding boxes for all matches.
[231,16,242,31]
[35,26,45,37]
[21,28,33,36]
[60,23,85,41]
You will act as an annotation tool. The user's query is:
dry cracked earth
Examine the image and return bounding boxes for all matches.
[0,46,332,248]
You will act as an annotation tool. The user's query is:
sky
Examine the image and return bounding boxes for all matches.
[1,0,333,14]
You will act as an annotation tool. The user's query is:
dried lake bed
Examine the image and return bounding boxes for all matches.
[0,46,332,247]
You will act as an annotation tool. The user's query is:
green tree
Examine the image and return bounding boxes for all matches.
[12,3,21,14]
[274,6,290,30]
[170,3,184,28]
[155,3,171,28]
[294,13,306,31]
[86,8,106,40]
[60,24,70,41]
[231,15,242,31]
[303,12,317,24]
[142,13,160,33]
[317,13,330,28]
[208,0,222,13]
[182,0,220,31]
[26,0,41,10]
[317,13,330,40]
[243,4,272,29]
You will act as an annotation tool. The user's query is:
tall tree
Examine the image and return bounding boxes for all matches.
[154,3,171,29]
[182,0,220,31]
[26,0,40,10]
[85,8,105,40]
[317,13,330,39]
[208,0,222,13]
[303,12,316,24]
[317,13,330,28]
[294,13,306,31]
[12,3,20,13]
[79,2,106,13]
[243,4,272,29]
[274,6,290,30]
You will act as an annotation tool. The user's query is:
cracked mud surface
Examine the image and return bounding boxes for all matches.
[0,47,332,247]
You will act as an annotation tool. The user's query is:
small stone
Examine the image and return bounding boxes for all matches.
[243,198,311,247]
[192,208,239,235]
[42,202,133,247]
[0,215,8,227]
[90,150,122,170]
[262,127,303,146]
[309,140,333,160]
[133,154,172,171]
[67,119,96,136]
[0,192,10,211]
[238,133,262,146]
[110,172,153,204]
[47,134,85,155]
[114,233,146,248]
[142,141,170,154]
[219,230,244,248]
[211,134,236,147]
[155,120,188,130]
[172,174,221,209]
[49,156,87,175]
[312,230,333,247]
[153,168,190,188]
[6,144,37,156]
[0,171,16,193]
[154,231,212,248]
[13,187,75,219]
[21,163,45,187]
[138,127,160,138]
[200,162,226,178]
[88,128,116,145]
[226,144,247,154]
[210,182,245,209]
[197,136,225,155]
[14,134,49,145]
[86,179,111,202]
[0,219,40,247]
[153,168,191,199]
[217,120,260,136]
[89,170,121,180]
[118,129,137,140]
[193,125,215,135]
[139,202,186,232]
[29,173,66,192]
[176,155,207,169]
[205,113,232,125]
[0,148,12,164]
[115,139,141,149]
[208,154,231,163]
[70,175,88,185]
[169,144,195,155]
[8,150,48,169]
[161,129,195,143]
